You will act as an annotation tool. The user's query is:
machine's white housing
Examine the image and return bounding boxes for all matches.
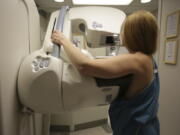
[18,6,126,113]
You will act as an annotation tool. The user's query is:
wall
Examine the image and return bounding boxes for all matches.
[0,70,2,134]
[158,0,180,135]
[0,0,42,135]
[0,0,29,134]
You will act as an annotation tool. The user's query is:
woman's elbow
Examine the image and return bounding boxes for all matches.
[74,61,90,75]
[76,60,98,77]
[76,65,90,76]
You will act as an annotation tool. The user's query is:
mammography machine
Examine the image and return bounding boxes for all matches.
[18,6,132,113]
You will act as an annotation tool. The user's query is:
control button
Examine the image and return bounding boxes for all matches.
[39,61,44,68]
[34,66,39,72]
[44,59,49,67]
[32,61,38,67]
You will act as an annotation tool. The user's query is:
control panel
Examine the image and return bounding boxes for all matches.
[32,56,50,72]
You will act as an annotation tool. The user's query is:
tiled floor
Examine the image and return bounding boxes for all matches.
[50,125,112,135]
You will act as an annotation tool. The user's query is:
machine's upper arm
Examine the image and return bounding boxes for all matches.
[79,54,141,79]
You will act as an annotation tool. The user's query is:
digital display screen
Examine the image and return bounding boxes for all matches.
[105,36,114,44]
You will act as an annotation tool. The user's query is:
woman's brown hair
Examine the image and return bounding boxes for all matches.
[122,10,158,55]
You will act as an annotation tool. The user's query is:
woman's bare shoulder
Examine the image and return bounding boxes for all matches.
[134,52,153,70]
[125,52,153,75]
[121,52,152,69]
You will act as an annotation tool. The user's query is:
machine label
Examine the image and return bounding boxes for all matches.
[92,21,103,29]
[102,87,112,92]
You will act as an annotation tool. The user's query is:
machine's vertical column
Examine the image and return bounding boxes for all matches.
[51,6,69,58]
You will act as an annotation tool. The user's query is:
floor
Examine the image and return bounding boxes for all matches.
[50,125,112,135]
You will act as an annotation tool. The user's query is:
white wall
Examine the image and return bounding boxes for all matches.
[0,0,42,135]
[158,0,180,135]
[0,70,2,134]
[0,0,29,134]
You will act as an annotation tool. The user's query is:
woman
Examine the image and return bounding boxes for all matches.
[52,10,160,135]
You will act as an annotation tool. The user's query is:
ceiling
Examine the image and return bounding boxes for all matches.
[35,0,158,15]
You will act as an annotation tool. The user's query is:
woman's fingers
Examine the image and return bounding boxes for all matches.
[52,32,58,38]
[54,30,59,34]
[51,33,59,44]
[51,31,67,45]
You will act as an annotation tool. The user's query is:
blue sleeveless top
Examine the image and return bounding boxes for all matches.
[109,59,160,135]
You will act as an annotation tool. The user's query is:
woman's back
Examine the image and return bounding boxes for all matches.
[125,52,154,99]
[109,56,160,135]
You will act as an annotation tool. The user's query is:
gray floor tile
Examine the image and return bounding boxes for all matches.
[50,126,112,135]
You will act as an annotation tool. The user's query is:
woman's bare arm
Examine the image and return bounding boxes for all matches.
[51,31,142,79]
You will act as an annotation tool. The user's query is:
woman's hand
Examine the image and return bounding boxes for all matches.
[51,30,68,46]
